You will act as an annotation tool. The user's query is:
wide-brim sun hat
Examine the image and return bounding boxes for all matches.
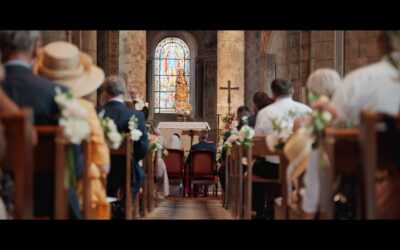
[34,41,105,98]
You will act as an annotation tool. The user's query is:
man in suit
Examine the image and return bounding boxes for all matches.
[0,30,82,219]
[98,75,148,217]
[186,130,216,196]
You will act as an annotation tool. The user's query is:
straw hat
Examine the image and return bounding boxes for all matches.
[284,127,314,180]
[35,41,105,98]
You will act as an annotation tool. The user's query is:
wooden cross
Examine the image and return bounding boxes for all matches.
[219,80,239,113]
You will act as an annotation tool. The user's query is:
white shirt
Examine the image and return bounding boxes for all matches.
[255,96,311,163]
[331,58,400,126]
[109,97,124,103]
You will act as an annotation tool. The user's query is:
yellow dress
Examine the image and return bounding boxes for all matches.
[76,99,111,219]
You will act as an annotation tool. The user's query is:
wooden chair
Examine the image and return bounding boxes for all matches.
[189,149,218,197]
[225,143,243,218]
[323,127,360,219]
[164,149,185,196]
[242,135,289,220]
[359,109,400,219]
[109,134,135,219]
[0,108,34,219]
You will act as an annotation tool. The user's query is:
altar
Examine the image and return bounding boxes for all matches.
[157,122,210,155]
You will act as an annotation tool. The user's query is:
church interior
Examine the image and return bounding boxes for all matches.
[1,30,399,220]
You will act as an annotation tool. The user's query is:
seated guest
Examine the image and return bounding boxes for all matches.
[330,31,400,219]
[0,57,19,114]
[186,130,216,196]
[253,78,311,219]
[236,106,251,130]
[248,91,274,128]
[97,75,148,217]
[35,41,111,219]
[0,30,83,219]
[289,68,341,219]
[165,133,183,150]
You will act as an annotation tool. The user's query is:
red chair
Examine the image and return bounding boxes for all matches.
[164,149,185,196]
[189,150,218,197]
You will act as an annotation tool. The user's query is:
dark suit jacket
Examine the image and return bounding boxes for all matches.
[2,64,82,219]
[97,100,149,161]
[186,140,216,165]
[97,100,149,197]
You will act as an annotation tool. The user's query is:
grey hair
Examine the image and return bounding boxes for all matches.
[199,130,208,140]
[103,75,126,97]
[306,68,341,97]
[0,31,41,54]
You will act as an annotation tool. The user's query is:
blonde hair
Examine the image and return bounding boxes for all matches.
[306,68,341,97]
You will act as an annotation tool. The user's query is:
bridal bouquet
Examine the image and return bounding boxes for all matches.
[128,115,143,142]
[98,111,123,150]
[151,137,163,160]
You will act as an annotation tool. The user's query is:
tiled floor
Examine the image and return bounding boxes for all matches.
[142,197,233,220]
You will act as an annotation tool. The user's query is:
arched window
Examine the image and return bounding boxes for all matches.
[154,37,190,114]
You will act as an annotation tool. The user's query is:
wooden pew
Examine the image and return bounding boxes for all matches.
[142,148,156,215]
[323,127,360,219]
[34,126,69,219]
[359,110,400,219]
[110,134,134,219]
[237,135,289,220]
[0,108,34,219]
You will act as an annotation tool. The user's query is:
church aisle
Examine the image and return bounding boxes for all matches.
[142,197,233,220]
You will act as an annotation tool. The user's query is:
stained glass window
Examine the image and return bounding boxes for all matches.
[154,37,190,114]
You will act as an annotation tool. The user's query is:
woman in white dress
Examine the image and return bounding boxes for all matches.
[148,121,170,198]
[165,133,183,150]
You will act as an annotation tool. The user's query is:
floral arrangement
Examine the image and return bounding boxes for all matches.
[266,109,300,152]
[222,112,235,130]
[307,93,334,168]
[222,122,255,156]
[54,87,90,188]
[128,115,143,142]
[54,87,90,145]
[174,102,192,116]
[98,111,123,150]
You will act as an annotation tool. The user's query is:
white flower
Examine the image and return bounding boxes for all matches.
[108,131,123,149]
[266,133,279,152]
[54,90,90,144]
[321,111,332,123]
[130,129,143,142]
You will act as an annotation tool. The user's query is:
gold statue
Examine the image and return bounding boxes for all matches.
[174,68,191,115]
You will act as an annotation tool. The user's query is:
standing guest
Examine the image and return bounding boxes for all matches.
[248,91,274,128]
[97,75,148,218]
[0,30,82,219]
[35,41,111,219]
[253,78,311,219]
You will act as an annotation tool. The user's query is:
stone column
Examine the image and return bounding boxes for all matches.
[40,30,68,45]
[119,31,147,101]
[244,31,261,110]
[217,31,245,128]
[80,31,97,104]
